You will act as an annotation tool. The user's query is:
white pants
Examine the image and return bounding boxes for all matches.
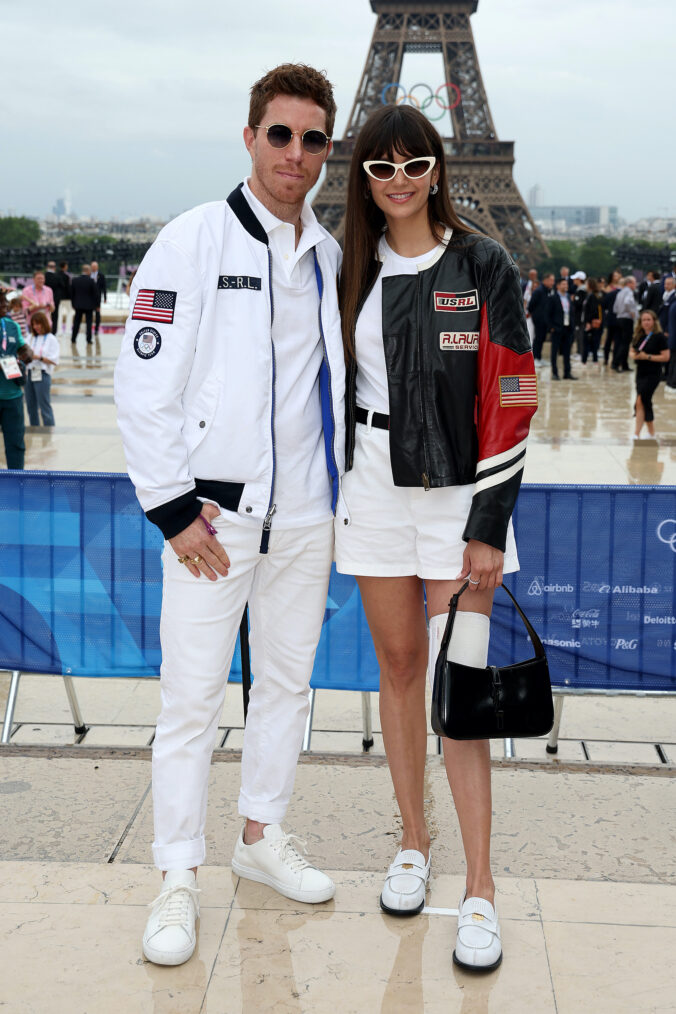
[152,515,334,871]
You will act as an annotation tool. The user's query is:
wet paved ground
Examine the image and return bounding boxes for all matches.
[1,321,675,1012]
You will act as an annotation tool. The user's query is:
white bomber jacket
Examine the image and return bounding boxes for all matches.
[114,183,345,552]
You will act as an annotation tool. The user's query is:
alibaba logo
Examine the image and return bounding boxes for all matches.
[657,519,676,553]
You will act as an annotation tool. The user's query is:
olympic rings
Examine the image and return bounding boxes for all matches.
[380,81,462,122]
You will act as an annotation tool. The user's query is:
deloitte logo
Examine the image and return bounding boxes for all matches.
[527,577,574,596]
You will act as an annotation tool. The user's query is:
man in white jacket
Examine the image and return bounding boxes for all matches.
[114,64,345,967]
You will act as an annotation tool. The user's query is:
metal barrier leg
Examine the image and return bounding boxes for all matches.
[62,676,88,736]
[361,692,374,752]
[504,738,516,758]
[302,688,316,752]
[1,671,22,744]
[546,696,564,754]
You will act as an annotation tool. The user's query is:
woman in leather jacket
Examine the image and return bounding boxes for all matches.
[335,105,537,973]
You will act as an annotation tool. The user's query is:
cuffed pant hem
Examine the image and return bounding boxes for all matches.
[237,795,289,825]
[152,836,206,871]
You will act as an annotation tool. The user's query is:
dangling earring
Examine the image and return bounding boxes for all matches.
[430,183,439,196]
[364,185,371,200]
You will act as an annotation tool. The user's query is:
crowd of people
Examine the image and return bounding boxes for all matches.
[0,258,109,469]
[522,264,675,436]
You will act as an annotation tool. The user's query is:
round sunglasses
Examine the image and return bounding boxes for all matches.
[363,156,436,182]
[256,123,331,155]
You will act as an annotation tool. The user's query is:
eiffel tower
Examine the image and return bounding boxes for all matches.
[313,0,548,264]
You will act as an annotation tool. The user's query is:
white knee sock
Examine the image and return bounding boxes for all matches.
[427,611,490,689]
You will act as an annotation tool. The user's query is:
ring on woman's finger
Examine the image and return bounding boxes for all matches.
[468,576,480,585]
[192,554,203,565]
[177,555,190,564]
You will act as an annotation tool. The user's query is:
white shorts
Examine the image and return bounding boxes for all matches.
[335,419,519,580]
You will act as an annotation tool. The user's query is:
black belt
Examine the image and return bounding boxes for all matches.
[356,406,389,430]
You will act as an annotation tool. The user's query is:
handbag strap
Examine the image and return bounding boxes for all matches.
[439,580,546,659]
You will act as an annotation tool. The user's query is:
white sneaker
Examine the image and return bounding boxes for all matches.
[231,824,335,904]
[142,870,200,966]
[380,848,430,916]
[453,893,502,972]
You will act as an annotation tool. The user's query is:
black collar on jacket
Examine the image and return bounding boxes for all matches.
[226,183,269,246]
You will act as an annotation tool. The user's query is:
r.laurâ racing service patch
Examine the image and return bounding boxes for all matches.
[439,331,479,350]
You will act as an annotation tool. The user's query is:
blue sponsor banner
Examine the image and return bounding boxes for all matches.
[0,474,675,693]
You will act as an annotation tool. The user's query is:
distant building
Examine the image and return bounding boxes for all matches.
[528,184,544,208]
[531,205,619,230]
[52,197,66,218]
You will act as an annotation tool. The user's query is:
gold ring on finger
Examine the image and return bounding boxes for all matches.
[192,555,203,565]
[177,555,190,564]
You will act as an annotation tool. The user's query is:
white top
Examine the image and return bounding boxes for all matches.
[355,233,445,414]
[27,332,60,376]
[237,179,332,529]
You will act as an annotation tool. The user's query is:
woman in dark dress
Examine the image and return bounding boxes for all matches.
[629,310,670,439]
[582,277,603,364]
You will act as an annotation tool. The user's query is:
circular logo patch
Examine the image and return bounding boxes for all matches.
[133,326,162,359]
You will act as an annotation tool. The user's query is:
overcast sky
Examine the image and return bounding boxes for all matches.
[3,0,674,223]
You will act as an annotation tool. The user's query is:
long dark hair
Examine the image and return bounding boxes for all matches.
[339,104,474,358]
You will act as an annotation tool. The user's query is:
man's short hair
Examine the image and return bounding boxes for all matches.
[59,261,68,270]
[543,272,555,281]
[248,63,337,138]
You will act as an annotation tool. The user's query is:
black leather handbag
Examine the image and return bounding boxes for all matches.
[431,581,554,740]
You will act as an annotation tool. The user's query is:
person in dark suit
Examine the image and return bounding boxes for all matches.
[637,271,661,314]
[527,272,555,363]
[658,277,676,334]
[90,260,107,339]
[52,261,71,336]
[546,277,577,380]
[70,265,99,350]
[44,261,58,295]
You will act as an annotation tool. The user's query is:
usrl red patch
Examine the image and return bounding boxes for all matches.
[434,289,479,312]
[440,331,479,350]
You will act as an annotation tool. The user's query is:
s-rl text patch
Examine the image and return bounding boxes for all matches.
[498,375,538,407]
[440,331,479,351]
[218,275,262,290]
[434,289,478,312]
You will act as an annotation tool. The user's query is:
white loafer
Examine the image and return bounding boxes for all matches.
[380,849,430,916]
[453,893,502,972]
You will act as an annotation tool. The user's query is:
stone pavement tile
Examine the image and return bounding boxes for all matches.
[584,740,662,764]
[512,736,586,762]
[8,672,161,727]
[312,688,382,733]
[115,761,676,886]
[10,723,80,746]
[536,878,676,927]
[206,908,555,1009]
[0,900,224,1014]
[0,758,150,863]
[233,869,539,921]
[558,696,676,743]
[0,861,234,909]
[544,921,676,1014]
[204,907,555,1014]
[84,725,155,747]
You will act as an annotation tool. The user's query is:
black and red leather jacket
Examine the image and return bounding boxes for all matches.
[345,232,537,552]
